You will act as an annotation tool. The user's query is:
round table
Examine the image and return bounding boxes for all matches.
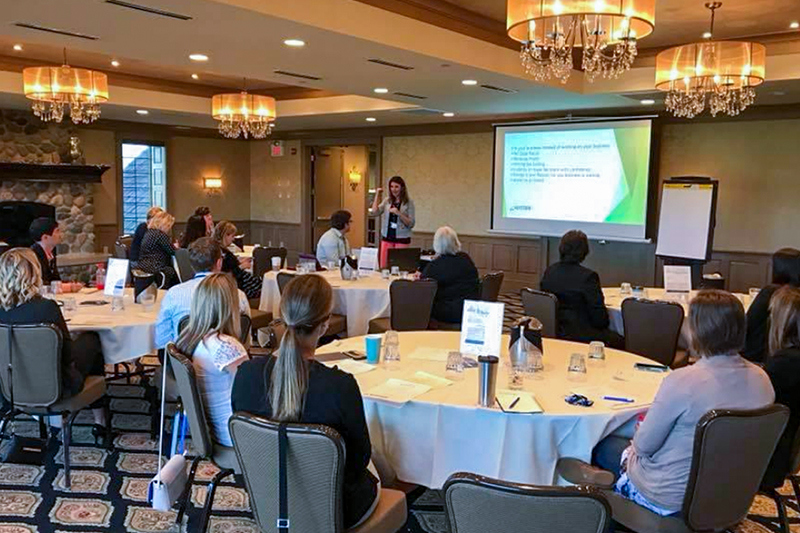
[317,331,666,489]
[260,270,390,337]
[63,288,162,365]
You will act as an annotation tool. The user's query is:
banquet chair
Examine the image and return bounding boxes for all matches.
[479,272,505,302]
[167,344,241,533]
[276,272,297,295]
[114,235,132,260]
[368,279,437,333]
[520,288,559,338]
[229,412,407,533]
[754,424,800,533]
[253,247,287,280]
[557,405,789,533]
[0,324,110,489]
[276,272,347,336]
[173,248,196,283]
[622,298,684,368]
[444,472,610,533]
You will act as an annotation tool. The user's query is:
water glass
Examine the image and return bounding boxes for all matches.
[567,353,587,381]
[111,296,125,312]
[588,341,605,360]
[508,365,525,390]
[50,280,62,295]
[526,348,544,379]
[390,266,400,277]
[383,330,401,369]
[327,261,337,271]
[381,269,390,279]
[140,292,156,312]
[271,257,282,271]
[40,286,53,300]
[620,282,632,296]
[62,296,77,317]
[445,351,464,378]
[399,271,409,280]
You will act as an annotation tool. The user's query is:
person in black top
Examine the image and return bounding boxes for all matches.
[138,211,178,289]
[540,230,624,349]
[29,217,62,285]
[130,206,163,263]
[194,206,214,236]
[213,221,261,300]
[178,215,208,249]
[761,286,800,489]
[231,274,379,528]
[0,248,110,442]
[421,226,480,325]
[744,248,800,363]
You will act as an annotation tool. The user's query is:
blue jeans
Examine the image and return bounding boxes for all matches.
[592,435,631,479]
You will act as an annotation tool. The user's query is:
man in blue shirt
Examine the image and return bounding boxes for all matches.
[316,210,352,267]
[155,237,250,348]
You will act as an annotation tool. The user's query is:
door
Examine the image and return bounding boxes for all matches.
[311,147,344,250]
[121,142,167,234]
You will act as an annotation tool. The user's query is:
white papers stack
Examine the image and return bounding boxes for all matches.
[407,347,450,362]
[495,390,542,414]
[366,379,431,404]
[407,371,453,390]
[323,359,376,376]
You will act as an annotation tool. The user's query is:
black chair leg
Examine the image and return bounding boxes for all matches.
[37,416,48,441]
[197,468,234,533]
[0,409,17,442]
[790,475,800,506]
[175,456,203,525]
[62,412,75,490]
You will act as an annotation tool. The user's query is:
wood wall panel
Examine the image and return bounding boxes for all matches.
[517,246,540,274]
[469,243,492,270]
[250,221,304,265]
[492,244,515,272]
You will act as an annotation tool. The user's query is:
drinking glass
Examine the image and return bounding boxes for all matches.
[588,341,605,360]
[390,266,400,277]
[445,351,464,378]
[50,280,62,295]
[271,257,282,271]
[567,353,587,382]
[381,269,390,280]
[140,292,156,312]
[508,365,525,390]
[399,271,409,280]
[40,286,53,300]
[620,282,632,296]
[327,261,337,271]
[526,348,544,379]
[111,296,125,312]
[296,263,306,274]
[62,296,77,317]
[383,330,400,369]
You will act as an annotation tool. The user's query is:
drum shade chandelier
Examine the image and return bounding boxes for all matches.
[655,2,766,118]
[506,0,656,83]
[212,80,276,139]
[23,49,109,124]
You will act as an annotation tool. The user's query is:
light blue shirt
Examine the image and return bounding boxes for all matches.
[316,228,350,266]
[155,272,251,348]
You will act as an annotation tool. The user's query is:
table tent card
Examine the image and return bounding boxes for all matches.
[358,247,379,275]
[104,258,129,297]
[663,265,692,293]
[459,300,505,357]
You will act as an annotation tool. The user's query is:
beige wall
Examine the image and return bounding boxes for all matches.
[342,145,368,248]
[167,136,251,222]
[383,133,494,236]
[250,140,303,224]
[78,129,117,226]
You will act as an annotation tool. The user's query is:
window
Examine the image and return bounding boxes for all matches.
[121,143,166,234]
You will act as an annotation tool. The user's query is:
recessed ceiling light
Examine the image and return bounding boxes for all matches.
[791,21,800,29]
[12,44,23,52]
[462,79,478,86]
[373,88,389,94]
[702,31,712,39]
[191,73,199,80]
[110,59,120,67]
[366,117,376,122]
[640,99,656,105]
[189,53,209,62]
[283,39,305,47]
[443,112,455,117]
[136,109,149,115]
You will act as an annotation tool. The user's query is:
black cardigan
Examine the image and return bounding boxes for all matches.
[540,261,612,342]
[231,356,377,528]
[763,346,800,488]
[421,252,480,324]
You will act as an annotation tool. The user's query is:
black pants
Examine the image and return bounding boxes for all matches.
[70,332,106,409]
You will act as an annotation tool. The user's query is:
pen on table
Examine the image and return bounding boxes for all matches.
[508,397,521,409]
[603,396,635,403]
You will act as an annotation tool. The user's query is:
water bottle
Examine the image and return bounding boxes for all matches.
[95,262,106,290]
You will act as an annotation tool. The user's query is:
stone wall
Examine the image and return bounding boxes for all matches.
[0,110,94,253]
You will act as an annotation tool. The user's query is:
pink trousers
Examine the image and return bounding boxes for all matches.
[379,240,409,269]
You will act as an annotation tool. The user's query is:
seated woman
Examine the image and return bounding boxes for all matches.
[0,249,111,443]
[195,205,214,236]
[540,230,623,349]
[421,226,480,325]
[761,286,800,489]
[232,275,379,528]
[178,215,209,249]
[175,273,248,447]
[130,206,163,263]
[594,290,774,515]
[138,211,178,289]
[213,221,261,300]
[744,247,800,363]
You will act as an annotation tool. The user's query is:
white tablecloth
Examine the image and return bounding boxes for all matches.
[260,270,390,337]
[63,288,162,365]
[317,331,666,488]
[604,287,753,348]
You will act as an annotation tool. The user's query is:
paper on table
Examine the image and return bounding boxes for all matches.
[407,347,451,362]
[366,378,431,404]
[407,371,453,390]
[322,359,376,376]
[496,390,543,414]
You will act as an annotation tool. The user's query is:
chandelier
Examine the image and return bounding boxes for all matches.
[507,0,656,83]
[23,49,109,124]
[211,86,276,139]
[655,2,766,118]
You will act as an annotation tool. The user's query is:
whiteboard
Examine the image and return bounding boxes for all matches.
[656,182,716,260]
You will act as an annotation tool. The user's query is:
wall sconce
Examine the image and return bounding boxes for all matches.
[204,177,222,194]
[347,166,362,191]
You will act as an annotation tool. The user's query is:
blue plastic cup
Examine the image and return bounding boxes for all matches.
[365,334,382,364]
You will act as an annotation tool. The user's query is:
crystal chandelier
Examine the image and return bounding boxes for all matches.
[507,0,656,83]
[211,85,276,139]
[655,3,766,118]
[23,49,109,124]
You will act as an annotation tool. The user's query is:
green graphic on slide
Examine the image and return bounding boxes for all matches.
[604,126,651,225]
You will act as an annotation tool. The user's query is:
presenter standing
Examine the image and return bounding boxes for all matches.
[369,175,415,268]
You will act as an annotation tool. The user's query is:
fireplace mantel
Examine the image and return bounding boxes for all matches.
[0,162,110,183]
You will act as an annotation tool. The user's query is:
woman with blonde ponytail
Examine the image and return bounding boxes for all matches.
[232,274,379,528]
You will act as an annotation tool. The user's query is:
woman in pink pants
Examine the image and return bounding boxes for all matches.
[369,176,416,268]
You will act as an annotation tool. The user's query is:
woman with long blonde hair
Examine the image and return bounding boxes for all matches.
[175,273,247,446]
[213,220,261,300]
[0,248,110,443]
[138,210,178,288]
[761,286,800,488]
[232,275,379,528]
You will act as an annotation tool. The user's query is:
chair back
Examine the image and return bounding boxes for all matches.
[177,314,252,345]
[683,405,789,531]
[520,288,558,338]
[253,247,288,280]
[621,298,684,367]
[174,248,196,283]
[229,413,345,533]
[114,239,130,260]
[0,324,63,408]
[298,253,323,271]
[166,343,214,458]
[480,272,504,302]
[276,272,297,295]
[444,472,610,533]
[387,247,421,272]
[390,279,437,331]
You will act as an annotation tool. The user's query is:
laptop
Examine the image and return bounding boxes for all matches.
[387,247,421,272]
